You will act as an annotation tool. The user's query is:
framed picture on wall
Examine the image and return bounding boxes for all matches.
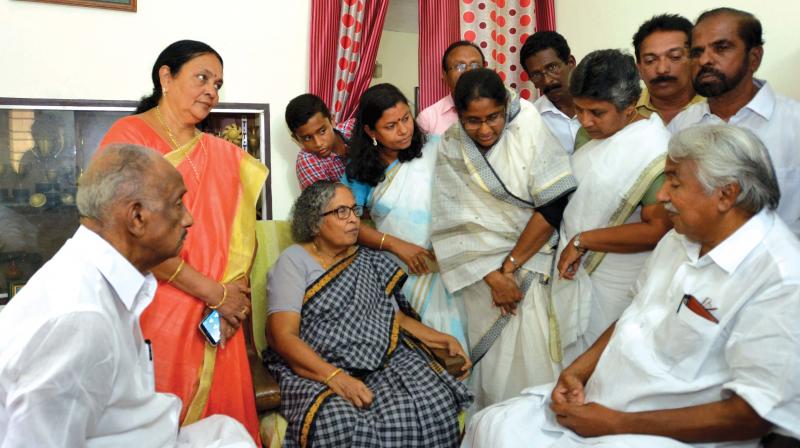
[18,0,136,12]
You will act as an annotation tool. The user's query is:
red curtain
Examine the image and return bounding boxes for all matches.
[535,0,556,31]
[417,0,460,112]
[309,0,342,110]
[334,0,390,123]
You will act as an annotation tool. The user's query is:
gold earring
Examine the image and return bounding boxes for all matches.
[162,88,168,96]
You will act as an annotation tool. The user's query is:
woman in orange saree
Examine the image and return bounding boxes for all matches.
[99,40,267,444]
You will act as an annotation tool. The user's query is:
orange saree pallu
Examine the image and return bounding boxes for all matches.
[101,116,268,444]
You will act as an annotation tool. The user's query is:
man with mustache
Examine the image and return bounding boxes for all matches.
[520,31,588,153]
[0,144,256,447]
[670,7,800,236]
[632,14,705,124]
[463,124,800,448]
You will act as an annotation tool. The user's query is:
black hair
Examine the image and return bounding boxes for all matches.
[441,40,486,71]
[453,68,508,114]
[519,31,572,72]
[695,7,764,51]
[632,14,693,62]
[569,49,641,111]
[285,94,333,134]
[135,40,224,114]
[345,84,425,186]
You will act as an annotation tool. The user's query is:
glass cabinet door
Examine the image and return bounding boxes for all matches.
[0,99,269,305]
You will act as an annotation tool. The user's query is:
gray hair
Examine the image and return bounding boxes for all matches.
[668,124,780,213]
[290,181,348,243]
[569,49,642,110]
[77,143,159,221]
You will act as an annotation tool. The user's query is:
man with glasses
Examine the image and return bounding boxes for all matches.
[632,14,704,124]
[520,31,587,153]
[417,40,485,135]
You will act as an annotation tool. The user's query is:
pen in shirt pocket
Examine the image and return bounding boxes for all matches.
[678,294,719,324]
[144,339,155,392]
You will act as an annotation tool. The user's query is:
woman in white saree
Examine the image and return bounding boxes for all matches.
[342,83,468,350]
[431,68,577,410]
[553,49,673,364]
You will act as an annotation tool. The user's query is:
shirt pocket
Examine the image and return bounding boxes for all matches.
[653,302,721,382]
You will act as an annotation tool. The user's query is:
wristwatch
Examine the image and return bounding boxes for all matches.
[573,233,587,253]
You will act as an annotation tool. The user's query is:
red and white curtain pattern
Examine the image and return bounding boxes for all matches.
[418,1,461,112]
[459,0,554,101]
[330,0,389,123]
[308,0,389,124]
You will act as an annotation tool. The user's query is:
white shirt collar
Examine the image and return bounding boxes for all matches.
[70,226,155,312]
[535,94,571,119]
[703,78,775,121]
[741,79,775,120]
[682,210,773,274]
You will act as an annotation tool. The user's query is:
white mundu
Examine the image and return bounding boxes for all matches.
[464,211,800,448]
[0,227,255,448]
[670,80,800,236]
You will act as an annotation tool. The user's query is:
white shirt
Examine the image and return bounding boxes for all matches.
[669,80,800,236]
[533,94,580,154]
[586,210,800,445]
[0,226,182,447]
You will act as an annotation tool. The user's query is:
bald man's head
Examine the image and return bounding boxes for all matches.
[78,144,192,271]
[78,144,174,223]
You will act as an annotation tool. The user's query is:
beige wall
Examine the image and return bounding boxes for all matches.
[0,0,311,219]
[371,30,420,112]
[555,0,800,99]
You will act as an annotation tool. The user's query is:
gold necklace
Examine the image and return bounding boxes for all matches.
[155,106,204,181]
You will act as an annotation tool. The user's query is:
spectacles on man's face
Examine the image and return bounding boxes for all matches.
[320,205,364,220]
[448,62,483,73]
[528,61,564,83]
[461,110,506,131]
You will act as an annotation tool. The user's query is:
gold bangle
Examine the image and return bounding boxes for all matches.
[167,259,185,283]
[379,233,387,250]
[323,367,342,385]
[209,283,227,309]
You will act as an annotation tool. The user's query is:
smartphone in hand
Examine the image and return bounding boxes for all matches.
[199,310,222,346]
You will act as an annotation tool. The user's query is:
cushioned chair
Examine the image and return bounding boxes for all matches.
[246,220,293,447]
[245,220,469,446]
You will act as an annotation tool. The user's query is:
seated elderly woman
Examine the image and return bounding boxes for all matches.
[263,181,472,448]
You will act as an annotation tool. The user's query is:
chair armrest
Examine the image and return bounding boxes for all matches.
[429,346,467,378]
[248,349,281,412]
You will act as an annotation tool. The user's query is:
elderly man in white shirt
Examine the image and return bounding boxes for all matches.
[0,144,255,448]
[463,124,800,448]
[669,7,800,236]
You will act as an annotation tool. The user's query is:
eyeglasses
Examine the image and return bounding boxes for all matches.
[448,62,483,73]
[320,205,364,220]
[461,110,506,131]
[528,61,565,83]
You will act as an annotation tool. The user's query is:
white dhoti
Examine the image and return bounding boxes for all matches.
[462,384,692,448]
[177,414,256,448]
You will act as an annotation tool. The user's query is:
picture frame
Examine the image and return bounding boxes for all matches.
[18,0,136,12]
[9,281,25,299]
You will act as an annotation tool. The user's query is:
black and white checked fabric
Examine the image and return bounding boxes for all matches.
[264,247,472,447]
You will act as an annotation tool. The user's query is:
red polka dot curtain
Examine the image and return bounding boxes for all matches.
[309,0,389,124]
[459,0,556,100]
